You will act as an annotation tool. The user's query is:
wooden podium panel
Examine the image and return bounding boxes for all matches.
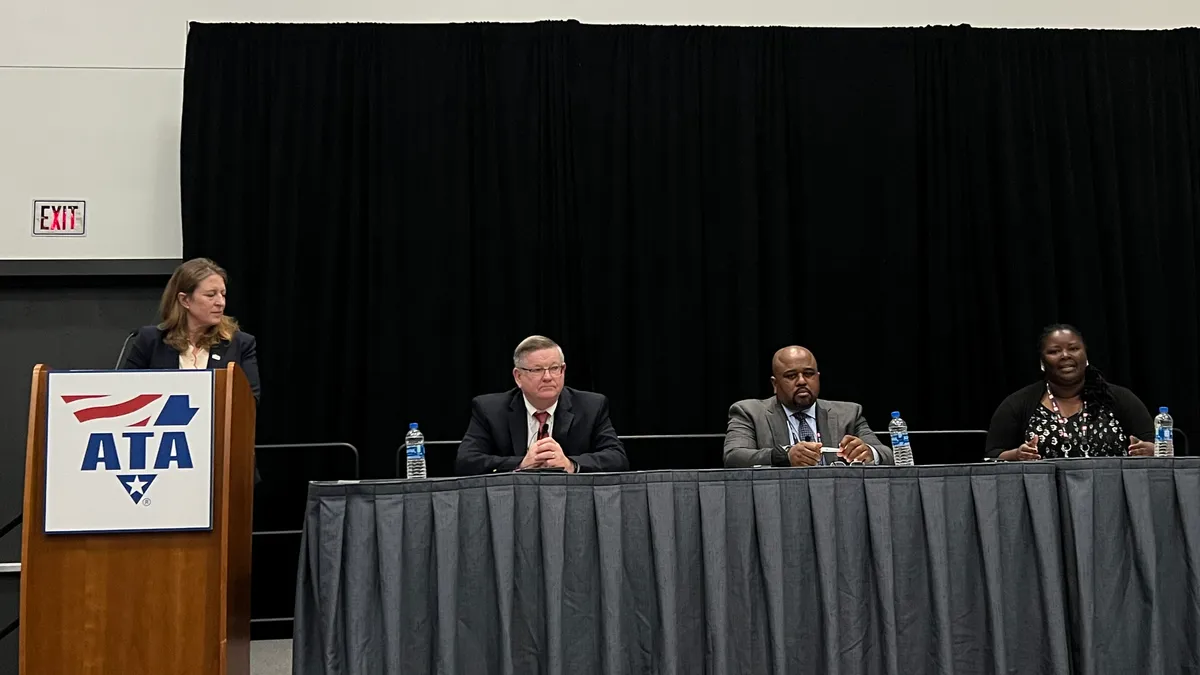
[19,364,255,675]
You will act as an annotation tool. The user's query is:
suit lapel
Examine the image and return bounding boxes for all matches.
[767,398,791,448]
[145,331,176,369]
[553,388,575,446]
[817,402,834,447]
[152,341,178,369]
[508,392,528,456]
[207,340,231,370]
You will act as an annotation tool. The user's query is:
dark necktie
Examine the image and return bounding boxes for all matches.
[533,411,550,440]
[795,412,826,465]
[795,412,815,443]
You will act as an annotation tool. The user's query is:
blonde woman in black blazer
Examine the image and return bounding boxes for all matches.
[122,257,261,402]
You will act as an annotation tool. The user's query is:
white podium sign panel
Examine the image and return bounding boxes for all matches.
[44,370,214,534]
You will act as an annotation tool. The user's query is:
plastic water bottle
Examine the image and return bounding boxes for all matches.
[889,411,914,466]
[405,423,427,479]
[1154,407,1174,457]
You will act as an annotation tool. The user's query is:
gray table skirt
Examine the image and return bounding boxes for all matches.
[293,459,1200,675]
[1057,459,1200,675]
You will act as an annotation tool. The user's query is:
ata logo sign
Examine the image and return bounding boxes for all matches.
[45,370,213,534]
[77,393,197,503]
[32,200,86,237]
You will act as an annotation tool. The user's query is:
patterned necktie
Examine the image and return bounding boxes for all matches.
[795,412,815,443]
[533,411,550,440]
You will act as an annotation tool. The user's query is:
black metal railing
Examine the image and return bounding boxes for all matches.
[0,513,20,541]
[256,441,360,481]
[394,429,995,477]
[1,513,23,643]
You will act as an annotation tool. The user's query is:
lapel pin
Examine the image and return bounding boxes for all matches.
[212,354,222,360]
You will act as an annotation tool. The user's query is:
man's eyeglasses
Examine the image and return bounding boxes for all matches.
[517,364,565,377]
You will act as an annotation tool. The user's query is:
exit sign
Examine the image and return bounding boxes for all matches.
[32,200,86,236]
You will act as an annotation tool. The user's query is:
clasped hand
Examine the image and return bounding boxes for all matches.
[518,437,575,472]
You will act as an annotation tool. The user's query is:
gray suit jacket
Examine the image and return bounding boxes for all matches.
[723,396,893,467]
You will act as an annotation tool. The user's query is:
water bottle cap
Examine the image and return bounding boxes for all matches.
[1159,406,1169,414]
[409,422,419,429]
[891,411,900,418]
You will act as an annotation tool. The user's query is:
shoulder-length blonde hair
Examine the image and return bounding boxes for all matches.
[158,258,240,353]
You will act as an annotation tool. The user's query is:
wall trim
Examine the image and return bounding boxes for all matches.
[0,259,181,276]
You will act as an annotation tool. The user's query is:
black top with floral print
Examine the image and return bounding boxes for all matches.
[985,381,1155,459]
[1025,403,1128,458]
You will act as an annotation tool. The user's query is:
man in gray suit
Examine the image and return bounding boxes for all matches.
[724,346,893,467]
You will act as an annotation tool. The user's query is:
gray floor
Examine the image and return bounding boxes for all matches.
[252,639,293,675]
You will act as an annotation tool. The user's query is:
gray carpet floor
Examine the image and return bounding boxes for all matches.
[251,639,293,675]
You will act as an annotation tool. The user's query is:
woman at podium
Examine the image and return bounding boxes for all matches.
[122,257,261,402]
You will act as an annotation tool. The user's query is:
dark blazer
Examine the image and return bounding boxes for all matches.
[122,325,261,402]
[455,387,628,475]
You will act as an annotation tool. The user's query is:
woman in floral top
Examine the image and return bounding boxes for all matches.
[985,324,1155,460]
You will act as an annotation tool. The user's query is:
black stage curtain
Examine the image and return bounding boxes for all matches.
[181,23,1200,476]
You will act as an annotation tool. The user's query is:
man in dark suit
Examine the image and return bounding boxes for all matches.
[724,345,892,467]
[455,335,628,475]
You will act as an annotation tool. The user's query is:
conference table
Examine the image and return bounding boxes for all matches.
[293,459,1200,675]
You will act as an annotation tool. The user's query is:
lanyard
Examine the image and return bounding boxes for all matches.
[1045,383,1090,444]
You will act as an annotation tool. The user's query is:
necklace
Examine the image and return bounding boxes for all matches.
[1045,383,1092,457]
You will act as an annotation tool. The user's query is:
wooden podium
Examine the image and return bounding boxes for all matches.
[19,363,256,675]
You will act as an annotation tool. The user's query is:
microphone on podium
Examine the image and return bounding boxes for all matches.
[540,422,549,439]
[114,329,138,369]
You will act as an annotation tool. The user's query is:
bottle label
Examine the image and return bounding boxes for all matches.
[1156,428,1172,443]
[407,444,425,460]
[891,432,910,447]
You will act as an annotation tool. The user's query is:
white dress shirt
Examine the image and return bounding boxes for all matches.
[524,397,559,449]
